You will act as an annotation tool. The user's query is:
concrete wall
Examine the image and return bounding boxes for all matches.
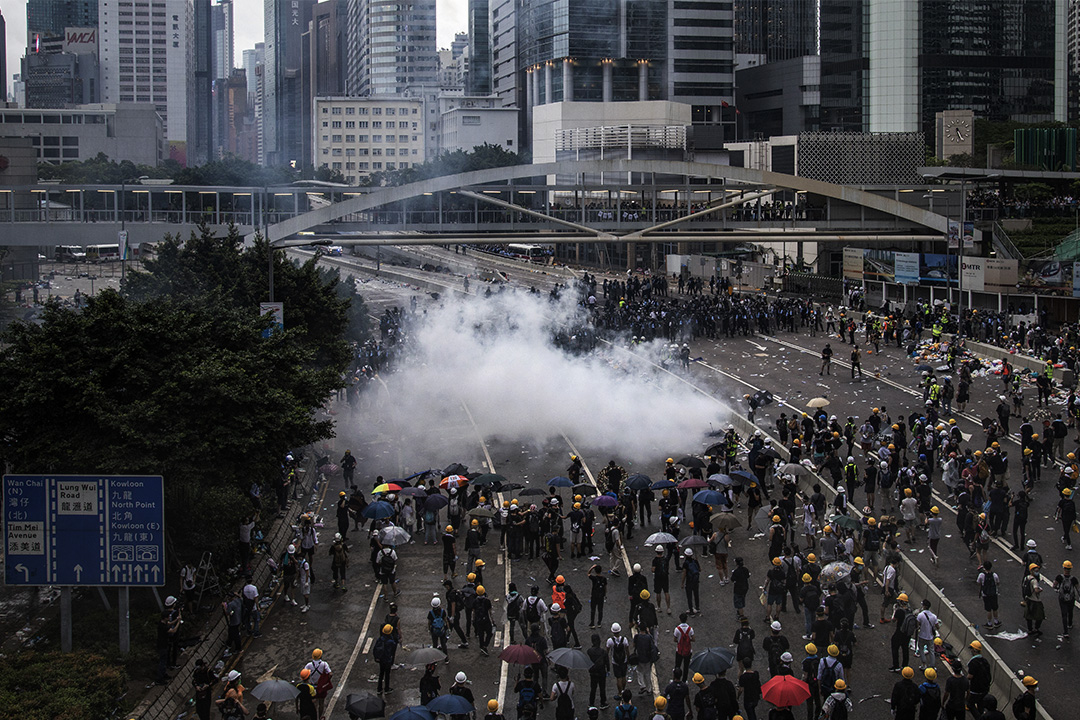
[531,101,693,163]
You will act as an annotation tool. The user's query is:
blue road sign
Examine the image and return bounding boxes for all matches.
[3,475,165,586]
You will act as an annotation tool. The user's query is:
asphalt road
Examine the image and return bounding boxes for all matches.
[227,249,1076,720]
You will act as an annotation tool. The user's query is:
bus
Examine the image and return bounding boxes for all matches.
[506,243,551,263]
[86,244,121,262]
[55,245,87,262]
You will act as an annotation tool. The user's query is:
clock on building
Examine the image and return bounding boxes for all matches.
[945,118,970,143]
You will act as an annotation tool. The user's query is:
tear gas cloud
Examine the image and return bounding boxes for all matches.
[375,290,731,463]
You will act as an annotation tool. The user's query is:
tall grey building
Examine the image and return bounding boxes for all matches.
[242,42,264,108]
[27,0,98,46]
[346,0,437,97]
[818,0,865,132]
[1,9,7,102]
[212,0,234,81]
[467,0,492,95]
[734,0,818,62]
[264,0,316,166]
[192,0,214,165]
[303,0,348,169]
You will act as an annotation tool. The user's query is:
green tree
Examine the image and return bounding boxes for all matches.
[0,651,126,720]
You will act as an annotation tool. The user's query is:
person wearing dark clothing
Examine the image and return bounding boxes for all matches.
[587,633,610,709]
[420,664,442,706]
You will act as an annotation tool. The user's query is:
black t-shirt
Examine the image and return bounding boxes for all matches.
[442,533,455,558]
[664,680,691,718]
[652,555,670,580]
[812,618,834,648]
[732,566,750,594]
[738,669,762,700]
[590,573,608,600]
[943,675,968,710]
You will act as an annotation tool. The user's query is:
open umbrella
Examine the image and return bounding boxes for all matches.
[473,473,507,488]
[679,535,709,548]
[443,463,469,476]
[754,506,775,534]
[373,483,402,494]
[806,397,830,409]
[518,488,547,497]
[753,389,775,406]
[573,483,598,496]
[497,482,525,492]
[731,470,756,485]
[468,506,496,519]
[427,695,474,715]
[423,494,449,511]
[391,707,434,720]
[704,442,726,458]
[547,476,574,488]
[592,495,618,508]
[828,514,860,532]
[688,647,736,675]
[379,526,411,545]
[707,474,733,488]
[346,692,386,719]
[440,475,469,490]
[405,647,447,666]
[548,647,593,670]
[362,501,395,520]
[761,675,812,708]
[650,479,677,490]
[693,490,725,506]
[761,448,783,460]
[498,643,542,665]
[779,463,810,477]
[915,364,934,373]
[625,474,652,491]
[250,678,300,702]
[645,532,678,545]
[820,561,854,583]
[679,477,707,490]
[400,487,429,497]
[710,512,740,531]
[677,456,707,469]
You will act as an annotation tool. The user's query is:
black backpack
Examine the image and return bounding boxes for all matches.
[525,597,542,623]
[554,681,574,720]
[831,695,849,720]
[818,658,839,693]
[611,636,627,666]
[379,550,395,575]
[686,559,701,583]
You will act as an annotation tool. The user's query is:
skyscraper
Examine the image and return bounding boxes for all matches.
[1,9,7,102]
[264,0,316,166]
[242,42,264,108]
[212,0,234,81]
[734,0,818,62]
[99,0,195,164]
[27,0,98,48]
[467,0,491,95]
[818,0,865,132]
[347,0,437,97]
[193,0,214,165]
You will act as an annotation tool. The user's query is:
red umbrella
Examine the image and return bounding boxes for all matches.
[761,675,811,708]
[677,477,707,490]
[440,475,469,490]
[498,644,541,665]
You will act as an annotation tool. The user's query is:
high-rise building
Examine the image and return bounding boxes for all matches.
[303,0,348,169]
[1069,0,1080,121]
[467,1,491,95]
[490,0,519,108]
[27,0,98,48]
[264,0,316,166]
[21,46,100,108]
[192,0,214,165]
[817,0,1067,136]
[1,9,7,102]
[734,0,818,62]
[242,42,264,108]
[99,0,195,165]
[212,0,234,81]
[347,0,437,97]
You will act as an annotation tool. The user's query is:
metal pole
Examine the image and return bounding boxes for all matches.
[958,178,966,331]
[60,587,72,652]
[120,181,127,285]
[265,187,274,302]
[118,586,130,654]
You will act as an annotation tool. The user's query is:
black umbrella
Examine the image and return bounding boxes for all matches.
[752,389,775,406]
[704,442,726,458]
[625,474,652,491]
[689,647,736,675]
[518,488,547,497]
[497,482,525,492]
[915,364,933,373]
[573,483,598,496]
[347,692,386,719]
[677,456,707,469]
[443,462,469,476]
[761,448,782,460]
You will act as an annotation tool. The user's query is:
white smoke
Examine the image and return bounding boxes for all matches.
[367,289,732,464]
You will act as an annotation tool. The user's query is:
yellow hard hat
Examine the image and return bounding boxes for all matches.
[640,589,651,600]
[382,624,393,634]
[1065,561,1073,569]
[925,668,937,681]
[340,491,347,497]
[807,553,817,563]
[904,488,913,497]
[802,573,812,583]
[931,506,939,515]
[969,640,982,651]
[898,593,909,602]
[1028,563,1040,571]
[693,673,705,685]
[471,519,479,526]
[773,557,782,566]
[574,502,581,509]
[475,559,485,567]
[854,557,864,566]
[467,572,477,582]
[301,668,311,679]
[488,700,500,711]
[772,515,781,522]
[446,525,454,532]
[1022,676,1038,688]
[868,517,877,525]
[823,525,833,533]
[805,643,817,654]
[902,667,915,679]
[312,648,323,659]
[828,644,839,657]
[476,585,486,595]
[654,696,668,710]
[834,679,846,690]
[556,575,565,584]
[667,458,675,464]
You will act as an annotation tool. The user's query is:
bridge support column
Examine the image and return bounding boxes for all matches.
[602,60,613,103]
[563,60,573,102]
[627,242,637,272]
[532,67,541,104]
[638,60,648,101]
[544,63,552,105]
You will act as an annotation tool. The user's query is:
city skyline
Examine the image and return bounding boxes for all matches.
[0,0,470,100]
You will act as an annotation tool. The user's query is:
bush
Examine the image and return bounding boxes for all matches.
[0,651,126,720]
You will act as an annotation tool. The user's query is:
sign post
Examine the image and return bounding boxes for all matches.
[3,475,165,653]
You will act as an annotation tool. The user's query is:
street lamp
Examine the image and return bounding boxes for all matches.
[119,176,147,284]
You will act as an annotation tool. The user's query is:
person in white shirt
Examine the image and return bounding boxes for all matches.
[915,599,940,669]
[900,489,920,544]
[304,649,332,719]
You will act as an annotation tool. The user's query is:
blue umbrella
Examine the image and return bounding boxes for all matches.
[708,474,734,488]
[693,490,724,506]
[362,501,395,519]
[426,694,474,715]
[592,495,618,508]
[626,473,652,491]
[547,476,574,488]
[423,494,449,511]
[730,470,755,485]
[390,707,434,720]
[650,479,677,490]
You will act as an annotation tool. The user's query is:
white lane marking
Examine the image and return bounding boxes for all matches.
[324,586,382,717]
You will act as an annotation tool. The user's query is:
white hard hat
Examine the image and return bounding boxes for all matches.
[287,544,296,554]
[227,670,241,683]
[334,532,342,541]
[669,516,678,523]
[611,623,622,633]
[1027,539,1037,548]
[830,415,837,421]
[431,597,441,608]
[633,563,642,573]
[165,595,177,607]
[684,548,693,557]
[880,461,888,469]
[456,672,467,683]
[781,652,793,663]
[551,603,561,612]
[771,621,782,631]
[847,456,854,463]
[656,546,665,553]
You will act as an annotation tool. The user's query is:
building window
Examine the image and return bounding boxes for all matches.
[345,107,355,115]
[331,107,342,115]
[345,121,355,128]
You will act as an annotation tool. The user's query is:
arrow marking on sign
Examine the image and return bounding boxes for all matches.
[134,566,143,582]
[150,566,160,581]
[74,564,83,582]
[112,565,121,581]
[14,564,29,582]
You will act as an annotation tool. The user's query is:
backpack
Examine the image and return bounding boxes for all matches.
[831,695,849,720]
[379,550,396,575]
[373,635,390,664]
[686,559,701,584]
[525,597,542,623]
[1059,577,1077,603]
[282,553,297,577]
[901,612,918,638]
[977,525,990,544]
[981,572,997,598]
[528,513,541,534]
[429,609,446,635]
[461,585,477,609]
[424,508,437,524]
[605,526,615,552]
[818,659,839,697]
[614,703,638,720]
[448,496,461,517]
[507,593,523,619]
[611,636,628,666]
[554,680,573,720]
[517,682,538,708]
[668,622,689,655]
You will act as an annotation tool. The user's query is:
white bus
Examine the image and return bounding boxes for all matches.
[86,244,121,262]
[55,245,87,261]
[506,243,551,263]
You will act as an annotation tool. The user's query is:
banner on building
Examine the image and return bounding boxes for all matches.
[961,257,985,292]
[843,247,864,280]
[947,221,975,249]
[984,258,1019,289]
[863,249,895,282]
[894,252,920,284]
[920,253,957,286]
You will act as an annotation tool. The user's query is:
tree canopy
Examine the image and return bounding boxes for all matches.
[0,225,356,563]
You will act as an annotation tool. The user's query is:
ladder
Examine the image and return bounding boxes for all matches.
[194,551,222,609]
